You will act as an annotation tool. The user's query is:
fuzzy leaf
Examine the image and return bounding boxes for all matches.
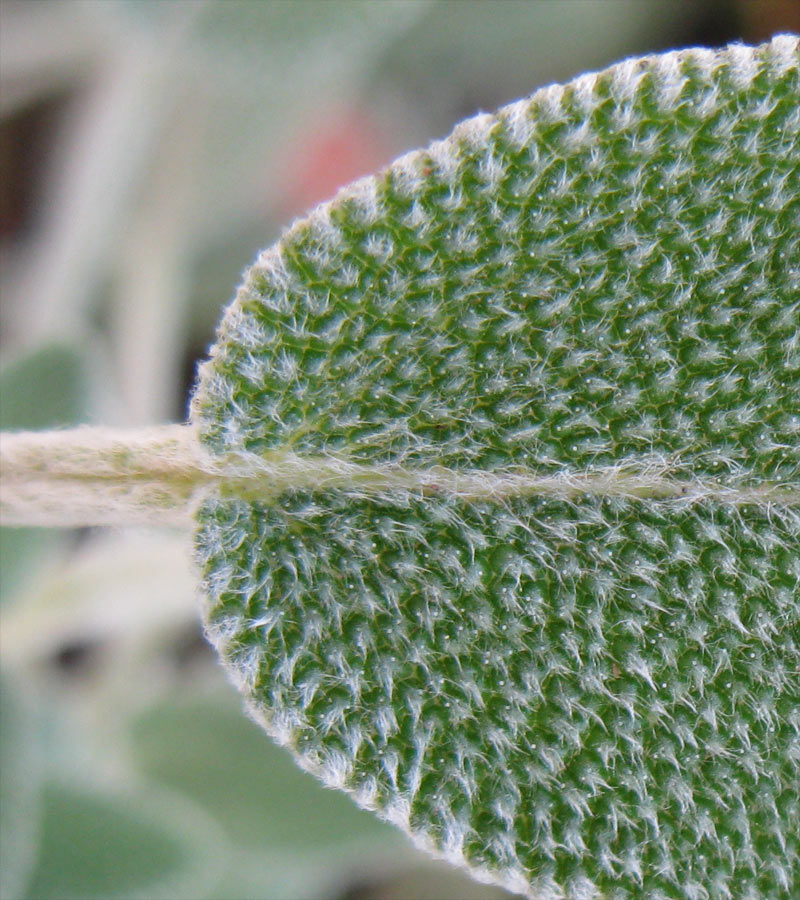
[192,36,800,900]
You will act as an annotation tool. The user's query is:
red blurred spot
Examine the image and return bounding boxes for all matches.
[275,106,391,218]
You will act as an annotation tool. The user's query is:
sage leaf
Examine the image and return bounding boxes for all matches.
[192,36,800,899]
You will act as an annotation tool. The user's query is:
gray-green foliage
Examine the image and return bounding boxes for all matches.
[0,676,40,900]
[192,36,800,899]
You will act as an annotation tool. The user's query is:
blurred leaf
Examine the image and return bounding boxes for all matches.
[0,675,42,900]
[0,342,86,432]
[22,781,225,900]
[0,532,196,667]
[130,693,396,851]
[0,527,54,605]
[131,691,428,900]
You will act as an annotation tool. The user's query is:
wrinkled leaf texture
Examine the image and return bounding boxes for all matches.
[193,36,800,900]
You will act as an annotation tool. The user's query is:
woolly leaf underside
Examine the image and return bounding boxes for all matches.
[193,38,800,900]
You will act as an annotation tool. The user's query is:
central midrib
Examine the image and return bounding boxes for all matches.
[2,425,797,532]
[217,448,800,507]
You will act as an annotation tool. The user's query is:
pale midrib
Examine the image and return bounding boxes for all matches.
[1,424,798,528]
[222,450,800,505]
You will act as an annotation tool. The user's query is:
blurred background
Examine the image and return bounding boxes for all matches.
[1,2,797,898]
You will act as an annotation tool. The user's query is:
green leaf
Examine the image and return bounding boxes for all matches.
[0,675,42,900]
[21,781,224,900]
[130,692,481,900]
[191,37,800,899]
[130,694,397,850]
[0,343,87,433]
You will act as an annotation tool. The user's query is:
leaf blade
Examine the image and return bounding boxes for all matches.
[193,36,800,899]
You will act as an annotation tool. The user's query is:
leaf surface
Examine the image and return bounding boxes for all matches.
[192,36,800,899]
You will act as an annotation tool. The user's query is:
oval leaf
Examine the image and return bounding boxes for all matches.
[192,36,800,899]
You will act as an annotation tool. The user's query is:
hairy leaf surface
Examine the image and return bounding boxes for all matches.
[192,36,800,899]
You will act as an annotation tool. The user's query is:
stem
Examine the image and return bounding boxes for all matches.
[0,424,212,528]
[2,425,798,530]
